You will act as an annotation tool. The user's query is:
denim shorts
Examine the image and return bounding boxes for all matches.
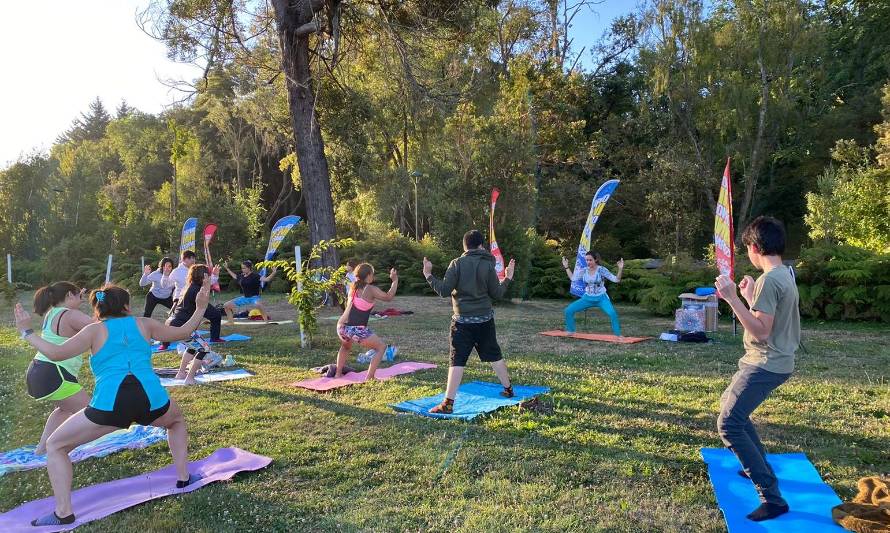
[233,295,261,307]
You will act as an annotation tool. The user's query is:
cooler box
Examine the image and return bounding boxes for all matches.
[677,293,718,332]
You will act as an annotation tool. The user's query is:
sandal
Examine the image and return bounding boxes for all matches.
[429,398,454,414]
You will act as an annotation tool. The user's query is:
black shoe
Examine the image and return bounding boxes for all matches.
[746,502,789,522]
[500,386,514,398]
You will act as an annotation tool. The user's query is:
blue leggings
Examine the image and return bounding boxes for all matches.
[564,294,621,335]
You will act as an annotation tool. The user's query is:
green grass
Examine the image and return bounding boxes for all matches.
[1,293,888,532]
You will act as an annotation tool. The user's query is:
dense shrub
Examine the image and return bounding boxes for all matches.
[342,232,456,295]
[796,243,890,321]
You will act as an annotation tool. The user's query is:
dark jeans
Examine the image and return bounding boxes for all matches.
[171,305,222,340]
[717,363,792,505]
[143,293,174,318]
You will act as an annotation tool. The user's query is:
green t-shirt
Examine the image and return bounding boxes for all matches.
[740,266,800,374]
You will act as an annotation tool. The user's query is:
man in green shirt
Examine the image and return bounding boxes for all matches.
[423,230,516,414]
[715,216,801,522]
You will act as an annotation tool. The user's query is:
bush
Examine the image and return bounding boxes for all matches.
[795,243,890,321]
[342,232,456,295]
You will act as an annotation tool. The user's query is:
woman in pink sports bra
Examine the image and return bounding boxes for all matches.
[335,263,398,379]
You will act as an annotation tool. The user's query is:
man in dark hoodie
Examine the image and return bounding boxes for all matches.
[422,230,516,414]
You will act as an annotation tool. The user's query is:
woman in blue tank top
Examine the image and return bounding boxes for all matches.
[13,279,212,527]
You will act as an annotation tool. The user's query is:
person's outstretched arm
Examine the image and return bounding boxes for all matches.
[15,304,95,361]
[716,275,775,342]
[561,257,577,281]
[144,280,212,342]
[424,257,458,297]
[260,267,278,283]
[487,259,515,299]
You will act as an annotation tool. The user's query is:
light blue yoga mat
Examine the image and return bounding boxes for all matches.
[0,425,167,477]
[152,333,251,353]
[701,448,845,533]
[391,381,550,420]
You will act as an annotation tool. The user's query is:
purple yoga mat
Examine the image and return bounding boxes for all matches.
[0,447,271,532]
[292,361,437,391]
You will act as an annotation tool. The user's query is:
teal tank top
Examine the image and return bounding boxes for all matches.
[88,316,169,411]
[34,307,84,377]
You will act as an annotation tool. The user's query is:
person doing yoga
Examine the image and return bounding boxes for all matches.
[222,260,277,324]
[561,251,624,336]
[13,280,212,527]
[25,282,93,455]
[168,265,224,384]
[335,263,398,379]
[140,257,174,318]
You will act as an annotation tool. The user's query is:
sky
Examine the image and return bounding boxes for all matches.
[0,1,637,168]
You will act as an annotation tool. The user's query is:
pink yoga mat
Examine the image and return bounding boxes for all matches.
[292,361,437,391]
[539,330,652,344]
[0,447,271,532]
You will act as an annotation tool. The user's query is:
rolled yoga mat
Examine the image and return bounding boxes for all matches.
[391,381,550,420]
[539,330,652,344]
[292,362,437,392]
[0,447,272,532]
[701,447,846,533]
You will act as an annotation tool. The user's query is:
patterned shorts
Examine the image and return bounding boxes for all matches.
[337,325,374,343]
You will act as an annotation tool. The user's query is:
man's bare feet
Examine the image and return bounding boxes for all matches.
[174,372,187,380]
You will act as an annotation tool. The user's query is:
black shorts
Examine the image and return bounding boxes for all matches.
[84,375,170,429]
[25,359,82,401]
[449,319,503,367]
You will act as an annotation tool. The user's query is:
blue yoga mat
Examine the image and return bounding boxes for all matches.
[701,448,845,533]
[391,381,550,420]
[152,333,251,353]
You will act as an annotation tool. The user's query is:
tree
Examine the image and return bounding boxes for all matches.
[60,98,112,143]
[145,0,496,266]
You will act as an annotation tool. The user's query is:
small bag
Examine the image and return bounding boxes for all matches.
[675,308,705,332]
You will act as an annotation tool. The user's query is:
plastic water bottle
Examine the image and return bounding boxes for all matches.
[385,345,398,362]
[224,354,235,367]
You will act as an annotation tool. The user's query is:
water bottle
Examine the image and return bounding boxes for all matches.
[224,353,235,367]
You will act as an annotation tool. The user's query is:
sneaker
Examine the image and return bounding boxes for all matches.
[357,349,376,364]
[500,386,514,398]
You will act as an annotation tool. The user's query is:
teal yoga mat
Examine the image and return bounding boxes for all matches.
[391,381,549,420]
[701,448,845,532]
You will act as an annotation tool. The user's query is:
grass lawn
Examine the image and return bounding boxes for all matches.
[1,292,888,532]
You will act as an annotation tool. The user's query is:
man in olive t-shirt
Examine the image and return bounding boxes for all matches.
[715,216,801,523]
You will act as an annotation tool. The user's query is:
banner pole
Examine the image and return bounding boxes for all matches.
[295,245,306,348]
[105,255,113,285]
[6,254,11,285]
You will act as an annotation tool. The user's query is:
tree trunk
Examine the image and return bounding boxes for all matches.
[736,52,770,240]
[273,0,338,267]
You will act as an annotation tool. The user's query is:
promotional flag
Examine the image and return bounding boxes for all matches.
[260,215,301,286]
[179,218,198,256]
[714,158,734,279]
[570,179,620,297]
[203,223,220,291]
[489,188,506,281]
